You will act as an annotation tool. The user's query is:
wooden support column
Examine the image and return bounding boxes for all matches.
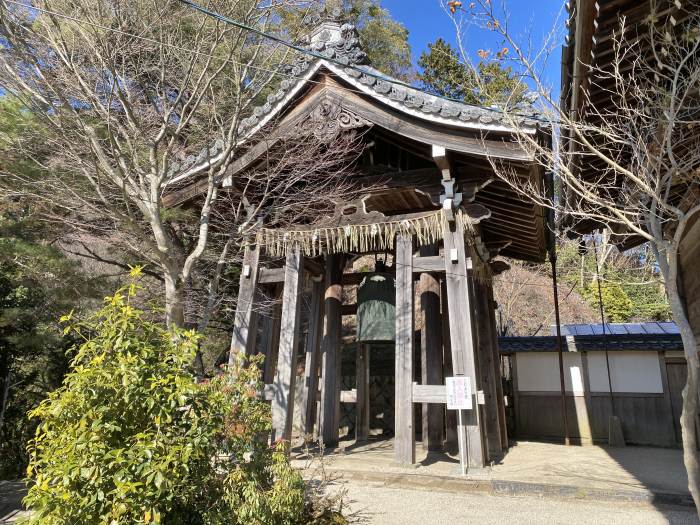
[356,343,370,442]
[486,285,508,451]
[473,275,502,459]
[262,285,283,385]
[442,223,485,469]
[395,234,416,465]
[420,245,444,451]
[301,278,324,436]
[320,254,344,447]
[441,280,457,452]
[229,245,260,363]
[271,246,304,445]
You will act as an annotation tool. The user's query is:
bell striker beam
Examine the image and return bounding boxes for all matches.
[442,222,485,468]
[395,233,416,465]
[419,244,444,451]
[320,254,344,447]
[301,277,325,436]
[229,244,260,363]
[271,245,305,445]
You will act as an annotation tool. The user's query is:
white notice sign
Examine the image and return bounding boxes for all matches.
[446,376,472,410]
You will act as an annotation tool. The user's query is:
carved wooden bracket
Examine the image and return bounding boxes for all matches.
[290,100,372,141]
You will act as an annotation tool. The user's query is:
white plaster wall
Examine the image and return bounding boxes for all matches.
[587,351,662,393]
[516,352,584,393]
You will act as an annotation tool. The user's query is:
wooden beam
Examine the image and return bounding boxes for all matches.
[473,275,502,459]
[413,254,445,273]
[412,384,447,403]
[442,223,485,469]
[229,245,260,362]
[260,285,283,385]
[271,246,304,445]
[301,278,324,436]
[420,244,445,452]
[395,233,416,466]
[320,254,344,447]
[486,284,508,451]
[441,279,457,452]
[356,343,370,442]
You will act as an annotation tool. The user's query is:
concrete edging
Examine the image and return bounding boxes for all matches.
[331,469,695,508]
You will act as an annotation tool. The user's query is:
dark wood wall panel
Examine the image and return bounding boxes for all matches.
[515,393,676,447]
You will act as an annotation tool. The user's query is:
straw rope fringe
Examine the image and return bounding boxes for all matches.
[253,208,474,258]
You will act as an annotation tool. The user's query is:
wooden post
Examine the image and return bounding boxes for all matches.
[486,285,508,451]
[229,245,260,363]
[356,343,370,442]
[320,254,344,448]
[262,285,283,385]
[658,351,677,447]
[395,234,416,465]
[420,245,444,451]
[301,278,324,436]
[442,279,457,452]
[271,246,304,445]
[442,223,485,469]
[473,275,502,459]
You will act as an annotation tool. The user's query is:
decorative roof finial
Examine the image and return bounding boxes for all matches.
[301,3,369,66]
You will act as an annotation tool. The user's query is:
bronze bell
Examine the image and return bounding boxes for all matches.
[356,261,396,342]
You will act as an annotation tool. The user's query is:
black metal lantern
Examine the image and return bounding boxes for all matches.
[356,270,396,343]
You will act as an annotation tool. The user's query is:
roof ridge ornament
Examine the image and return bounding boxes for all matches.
[300,5,369,66]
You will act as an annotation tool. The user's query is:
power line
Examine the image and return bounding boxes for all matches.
[174,0,547,124]
[0,0,382,101]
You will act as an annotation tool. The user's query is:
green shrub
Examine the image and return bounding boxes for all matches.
[23,277,307,524]
[582,279,633,323]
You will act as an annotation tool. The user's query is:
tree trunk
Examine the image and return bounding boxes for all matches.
[651,237,700,514]
[164,272,186,329]
[0,370,11,434]
[666,281,700,514]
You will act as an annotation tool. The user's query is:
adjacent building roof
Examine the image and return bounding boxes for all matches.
[499,322,682,353]
[555,322,679,336]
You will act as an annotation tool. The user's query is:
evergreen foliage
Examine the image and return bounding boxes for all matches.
[24,277,326,524]
[0,98,103,478]
[417,38,526,106]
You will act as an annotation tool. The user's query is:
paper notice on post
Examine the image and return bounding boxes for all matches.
[446,376,472,410]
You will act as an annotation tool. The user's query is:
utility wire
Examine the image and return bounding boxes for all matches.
[174,0,548,124]
[0,0,394,102]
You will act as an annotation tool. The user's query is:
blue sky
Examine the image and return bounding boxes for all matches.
[380,0,566,96]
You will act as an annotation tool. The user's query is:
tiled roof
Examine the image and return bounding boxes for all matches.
[555,322,679,336]
[168,17,540,184]
[499,332,683,354]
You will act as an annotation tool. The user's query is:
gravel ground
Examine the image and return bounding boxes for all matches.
[338,480,700,525]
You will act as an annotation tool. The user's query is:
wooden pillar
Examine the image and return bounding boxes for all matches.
[356,343,370,442]
[229,245,260,363]
[442,279,457,451]
[395,234,415,465]
[301,278,324,436]
[270,246,304,445]
[262,285,283,385]
[473,276,502,459]
[442,223,485,469]
[486,284,508,450]
[420,245,444,451]
[320,254,344,447]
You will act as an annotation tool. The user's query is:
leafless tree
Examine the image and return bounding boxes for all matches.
[447,0,700,509]
[0,0,361,330]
